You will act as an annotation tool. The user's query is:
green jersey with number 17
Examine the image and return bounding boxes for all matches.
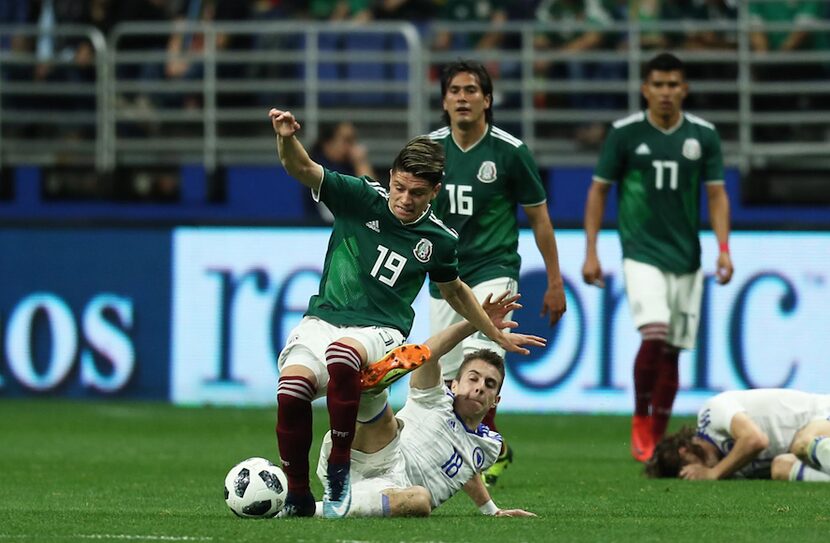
[427,125,547,298]
[306,168,459,336]
[594,111,724,274]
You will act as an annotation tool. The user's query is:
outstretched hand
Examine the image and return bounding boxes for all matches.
[269,108,301,138]
[482,291,522,330]
[495,508,537,517]
[483,291,546,355]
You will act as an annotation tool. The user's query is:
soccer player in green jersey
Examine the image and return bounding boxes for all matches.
[269,108,534,518]
[581,53,734,463]
[428,60,567,487]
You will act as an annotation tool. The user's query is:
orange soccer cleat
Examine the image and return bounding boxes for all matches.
[631,414,655,463]
[360,344,431,393]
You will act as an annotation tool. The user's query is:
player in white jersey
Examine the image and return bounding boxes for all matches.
[646,389,830,482]
[313,292,542,517]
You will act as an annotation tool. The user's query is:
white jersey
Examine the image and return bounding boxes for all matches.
[696,389,830,479]
[396,385,502,508]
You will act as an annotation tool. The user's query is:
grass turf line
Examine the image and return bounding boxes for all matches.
[0,400,825,542]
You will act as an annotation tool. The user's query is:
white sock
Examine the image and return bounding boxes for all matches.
[789,459,830,482]
[346,488,390,517]
[811,436,830,473]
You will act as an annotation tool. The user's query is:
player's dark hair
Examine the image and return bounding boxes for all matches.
[455,349,505,393]
[643,52,685,81]
[440,60,494,126]
[644,426,706,478]
[391,136,445,186]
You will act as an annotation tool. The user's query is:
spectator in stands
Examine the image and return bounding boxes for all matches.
[371,0,436,21]
[750,1,825,54]
[749,1,828,140]
[308,121,376,223]
[432,0,508,55]
[632,0,666,50]
[0,0,31,125]
[309,0,372,21]
[533,0,618,147]
[660,0,737,51]
[165,0,252,110]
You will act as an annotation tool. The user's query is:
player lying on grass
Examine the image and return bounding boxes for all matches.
[309,292,542,517]
[646,388,830,482]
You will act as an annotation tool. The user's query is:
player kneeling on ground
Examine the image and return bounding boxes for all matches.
[311,292,541,517]
[646,388,830,482]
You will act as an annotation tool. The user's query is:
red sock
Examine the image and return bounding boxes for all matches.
[482,405,498,432]
[633,337,664,417]
[276,375,315,496]
[651,347,679,440]
[326,342,363,466]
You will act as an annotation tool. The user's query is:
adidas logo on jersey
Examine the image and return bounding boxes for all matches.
[365,220,380,233]
[635,143,651,155]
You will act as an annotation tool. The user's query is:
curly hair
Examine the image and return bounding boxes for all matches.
[644,426,706,478]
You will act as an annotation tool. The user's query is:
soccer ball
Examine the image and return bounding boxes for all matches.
[224,457,288,518]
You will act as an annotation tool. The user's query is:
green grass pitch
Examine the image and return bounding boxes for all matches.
[0,399,826,542]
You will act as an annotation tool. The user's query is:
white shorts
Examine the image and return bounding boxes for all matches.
[316,427,411,515]
[429,277,517,382]
[622,259,703,350]
[277,316,405,398]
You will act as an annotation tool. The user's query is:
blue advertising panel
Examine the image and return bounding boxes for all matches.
[170,228,830,413]
[0,229,172,398]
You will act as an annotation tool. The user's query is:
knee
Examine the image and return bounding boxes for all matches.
[771,454,797,481]
[388,486,432,517]
[327,338,368,368]
[406,486,432,517]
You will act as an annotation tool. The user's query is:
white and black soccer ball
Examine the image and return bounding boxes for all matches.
[223,457,288,518]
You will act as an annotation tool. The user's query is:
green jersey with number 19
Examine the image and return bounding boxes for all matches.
[306,168,459,336]
[427,125,547,298]
[594,111,724,274]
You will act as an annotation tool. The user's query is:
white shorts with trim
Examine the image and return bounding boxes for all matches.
[316,427,411,515]
[430,276,517,382]
[622,259,703,350]
[277,316,405,398]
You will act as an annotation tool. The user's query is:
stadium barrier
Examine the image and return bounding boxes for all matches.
[2,11,830,215]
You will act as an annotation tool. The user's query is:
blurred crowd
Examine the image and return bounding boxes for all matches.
[2,1,829,204]
[2,1,828,86]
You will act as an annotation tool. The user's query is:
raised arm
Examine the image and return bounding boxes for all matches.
[582,180,612,288]
[410,293,544,390]
[680,412,769,480]
[269,108,324,191]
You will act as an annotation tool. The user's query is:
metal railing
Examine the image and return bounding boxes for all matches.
[2,13,830,175]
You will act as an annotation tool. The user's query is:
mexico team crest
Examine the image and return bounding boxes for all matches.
[477,161,497,183]
[413,238,433,263]
[682,138,702,160]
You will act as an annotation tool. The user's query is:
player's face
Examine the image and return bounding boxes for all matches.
[642,70,688,121]
[387,170,441,223]
[443,72,491,130]
[451,359,502,424]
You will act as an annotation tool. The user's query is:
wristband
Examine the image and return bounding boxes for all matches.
[718,241,729,254]
[479,500,499,515]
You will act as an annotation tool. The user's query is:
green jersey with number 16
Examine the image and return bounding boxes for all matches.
[306,169,459,336]
[594,111,724,274]
[427,125,547,298]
